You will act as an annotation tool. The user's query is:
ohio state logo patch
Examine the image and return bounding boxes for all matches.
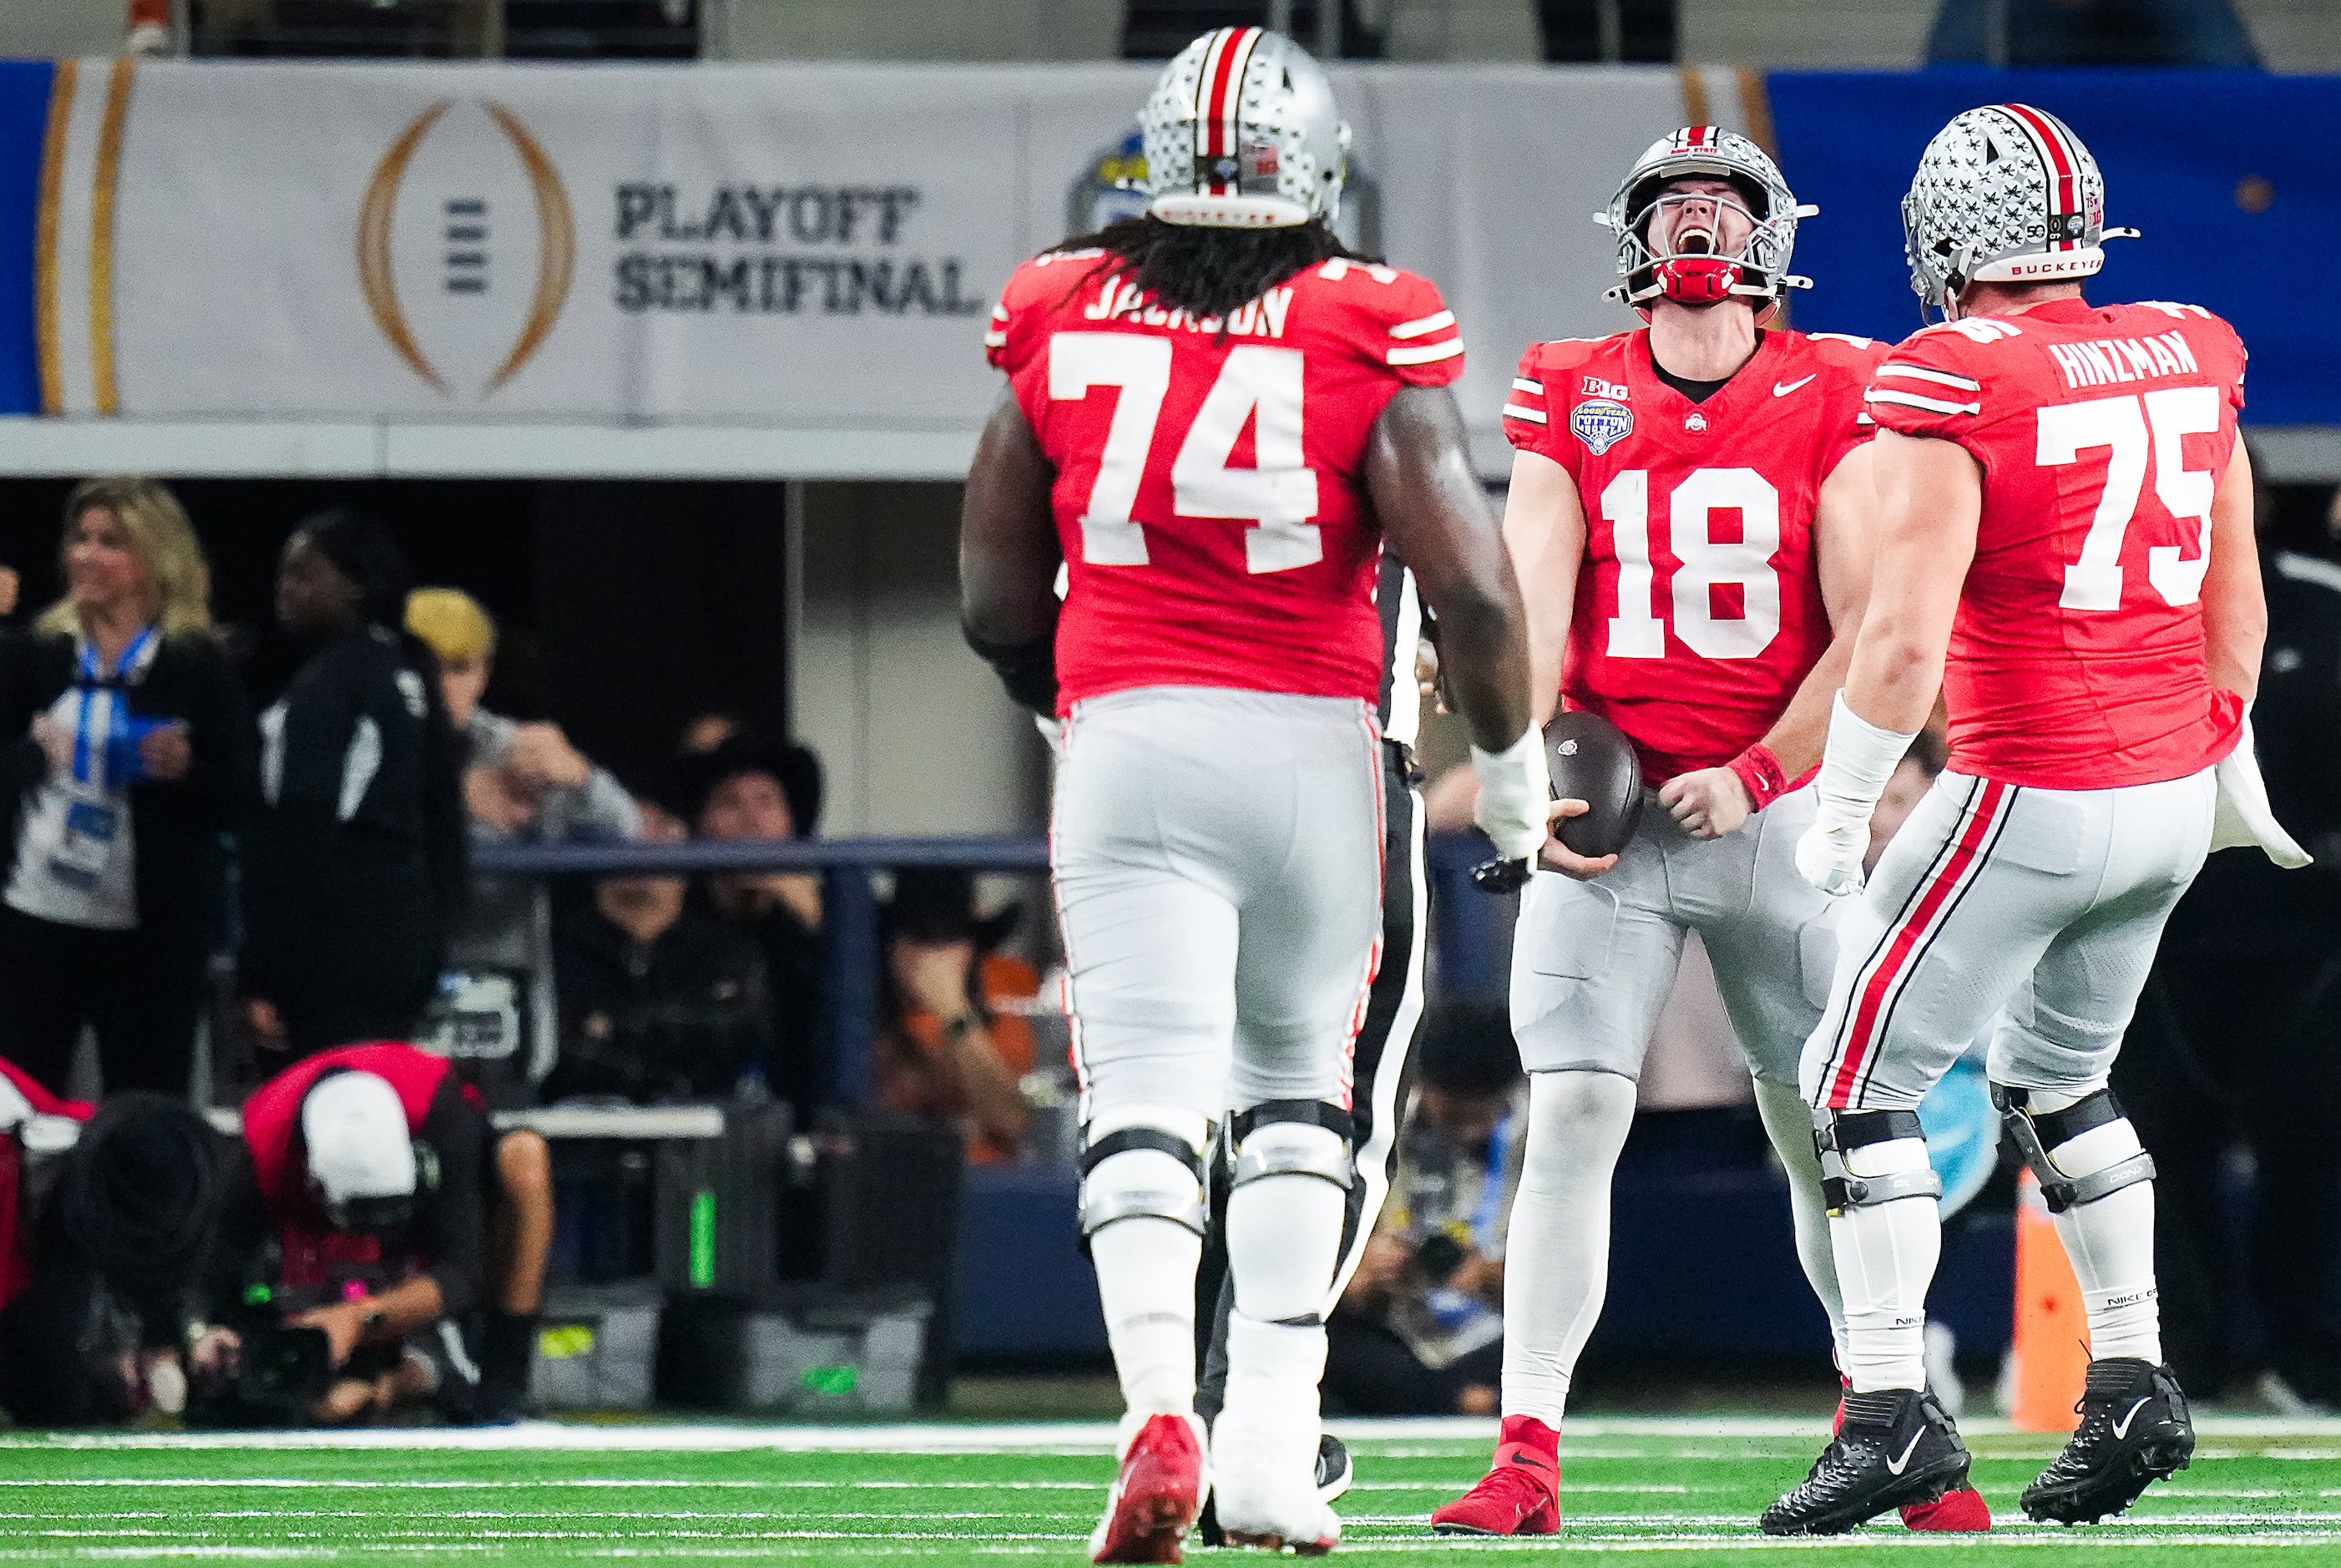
[1572,397,1633,455]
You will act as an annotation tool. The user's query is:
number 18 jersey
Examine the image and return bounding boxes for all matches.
[1863,298,2247,789]
[1502,328,1885,784]
[987,250,1464,716]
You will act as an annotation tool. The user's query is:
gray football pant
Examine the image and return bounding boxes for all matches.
[1054,685,1387,1124]
[1510,784,1836,1088]
[1802,767,2216,1113]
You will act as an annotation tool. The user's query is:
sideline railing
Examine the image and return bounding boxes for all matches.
[470,835,1053,1109]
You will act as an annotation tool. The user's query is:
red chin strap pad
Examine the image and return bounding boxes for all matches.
[1655,256,1742,305]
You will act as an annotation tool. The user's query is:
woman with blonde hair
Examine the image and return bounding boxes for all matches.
[0,477,252,1097]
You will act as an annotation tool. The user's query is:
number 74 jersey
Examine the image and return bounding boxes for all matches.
[1864,298,2247,789]
[987,249,1465,715]
[1502,327,1887,784]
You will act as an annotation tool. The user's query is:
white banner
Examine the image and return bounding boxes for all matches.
[34,59,1752,464]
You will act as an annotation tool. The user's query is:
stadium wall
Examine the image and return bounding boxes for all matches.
[0,58,2337,483]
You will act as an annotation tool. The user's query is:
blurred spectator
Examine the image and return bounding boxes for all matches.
[0,1075,222,1427]
[544,802,773,1103]
[205,1043,551,1425]
[872,868,1035,1163]
[240,512,466,1060]
[1325,1002,1524,1416]
[1928,0,2258,65]
[0,478,252,1099]
[678,709,746,755]
[407,589,640,852]
[407,589,639,1082]
[2113,478,2341,1406]
[678,735,825,1115]
[1867,728,1949,873]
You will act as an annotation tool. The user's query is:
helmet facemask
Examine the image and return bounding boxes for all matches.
[1600,129,1813,321]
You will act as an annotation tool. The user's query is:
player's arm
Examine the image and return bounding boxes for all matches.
[958,392,1064,713]
[2201,440,2266,701]
[1794,430,1977,893]
[1366,385,1550,863]
[1664,441,1878,839]
[1499,448,1585,728]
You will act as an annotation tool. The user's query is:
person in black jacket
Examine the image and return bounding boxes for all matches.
[0,478,252,1098]
[240,511,466,1060]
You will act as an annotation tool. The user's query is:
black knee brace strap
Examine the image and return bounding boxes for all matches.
[1077,1127,1209,1238]
[1228,1100,1355,1146]
[1813,1107,1941,1214]
[1991,1085,2156,1214]
[1227,1100,1354,1190]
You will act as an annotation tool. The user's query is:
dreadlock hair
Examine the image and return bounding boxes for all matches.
[60,1091,223,1311]
[1053,215,1374,324]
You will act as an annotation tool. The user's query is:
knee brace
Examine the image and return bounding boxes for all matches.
[1813,1108,1942,1216]
[1078,1125,1209,1240]
[1991,1085,2155,1214]
[1227,1100,1354,1192]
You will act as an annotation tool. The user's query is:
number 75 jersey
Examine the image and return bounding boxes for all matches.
[1864,299,2247,789]
[1502,328,1886,784]
[987,250,1465,715]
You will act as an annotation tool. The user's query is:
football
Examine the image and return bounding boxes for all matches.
[1546,707,1645,858]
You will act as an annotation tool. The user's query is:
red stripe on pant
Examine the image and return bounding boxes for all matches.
[1825,777,2011,1108]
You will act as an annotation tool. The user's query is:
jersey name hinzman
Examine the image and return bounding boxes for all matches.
[2046,330,2200,392]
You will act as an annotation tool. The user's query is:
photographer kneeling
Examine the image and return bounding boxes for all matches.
[202,1043,550,1425]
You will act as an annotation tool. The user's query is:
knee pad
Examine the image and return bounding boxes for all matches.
[1227,1100,1353,1191]
[1991,1085,2156,1214]
[1813,1108,1942,1216]
[1078,1125,1208,1240]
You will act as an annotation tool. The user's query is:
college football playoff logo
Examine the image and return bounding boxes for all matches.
[357,99,575,397]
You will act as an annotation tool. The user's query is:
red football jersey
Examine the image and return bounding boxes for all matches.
[1502,328,1883,783]
[987,249,1464,715]
[1864,299,2247,789]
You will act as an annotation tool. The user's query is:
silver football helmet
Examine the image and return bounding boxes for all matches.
[1598,127,1814,316]
[1140,27,1349,230]
[1901,104,2138,320]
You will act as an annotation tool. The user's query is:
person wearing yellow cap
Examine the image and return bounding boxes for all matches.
[404,589,640,1078]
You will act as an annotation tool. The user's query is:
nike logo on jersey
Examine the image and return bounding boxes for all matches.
[1773,374,1818,397]
[1883,1430,1926,1475]
[2111,1398,2153,1439]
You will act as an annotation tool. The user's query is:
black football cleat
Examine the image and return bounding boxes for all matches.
[2021,1358,2194,1525]
[1762,1388,1972,1536]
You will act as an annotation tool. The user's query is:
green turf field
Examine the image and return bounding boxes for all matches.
[2,1419,2337,1564]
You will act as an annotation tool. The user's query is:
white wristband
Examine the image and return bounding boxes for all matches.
[1812,691,1919,835]
[1471,727,1551,862]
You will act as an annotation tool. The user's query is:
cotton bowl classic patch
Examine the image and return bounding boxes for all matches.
[1572,397,1633,454]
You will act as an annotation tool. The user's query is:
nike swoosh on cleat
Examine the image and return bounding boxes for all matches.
[1884,1430,1926,1475]
[1773,374,1818,397]
[2111,1398,2153,1439]
[1510,1456,1553,1474]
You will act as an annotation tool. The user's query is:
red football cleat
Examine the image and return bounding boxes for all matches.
[1832,1381,1991,1532]
[1430,1415,1561,1536]
[1092,1413,1206,1565]
[1901,1485,1993,1531]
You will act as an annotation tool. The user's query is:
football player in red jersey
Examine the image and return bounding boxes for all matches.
[1767,104,2308,1536]
[960,28,1549,1562]
[1433,127,1985,1539]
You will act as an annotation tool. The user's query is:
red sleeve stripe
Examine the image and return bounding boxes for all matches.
[1512,377,1544,396]
[1388,309,1456,341]
[1877,362,1980,392]
[1388,339,1464,367]
[1866,387,1979,417]
[1502,402,1547,425]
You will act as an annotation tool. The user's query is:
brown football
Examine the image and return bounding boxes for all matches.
[1546,708,1646,858]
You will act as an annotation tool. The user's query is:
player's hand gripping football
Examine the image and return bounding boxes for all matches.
[1660,767,1753,840]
